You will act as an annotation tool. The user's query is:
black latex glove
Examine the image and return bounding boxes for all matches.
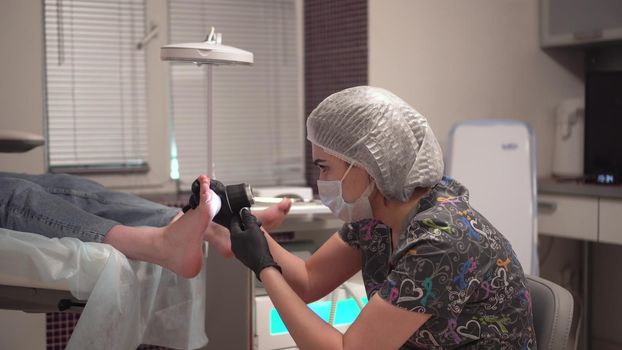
[230,208,282,281]
[182,178,202,213]
[183,178,234,229]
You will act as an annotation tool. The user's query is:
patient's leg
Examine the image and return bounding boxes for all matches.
[0,172,290,267]
[0,172,180,228]
[0,175,120,243]
[0,174,212,278]
[104,175,213,278]
[5,172,233,260]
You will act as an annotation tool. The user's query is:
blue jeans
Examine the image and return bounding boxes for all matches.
[0,172,180,242]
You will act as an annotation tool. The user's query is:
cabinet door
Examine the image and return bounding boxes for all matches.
[541,0,622,47]
[538,194,598,241]
[599,199,622,245]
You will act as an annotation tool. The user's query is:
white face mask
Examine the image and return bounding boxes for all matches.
[317,163,375,223]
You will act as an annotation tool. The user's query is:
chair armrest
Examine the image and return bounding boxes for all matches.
[0,130,45,153]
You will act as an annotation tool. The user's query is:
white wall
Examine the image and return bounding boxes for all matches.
[369,0,584,177]
[0,0,46,174]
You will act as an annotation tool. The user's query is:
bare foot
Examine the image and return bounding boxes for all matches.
[169,188,232,258]
[200,198,291,258]
[204,224,234,258]
[159,175,213,277]
[254,198,292,231]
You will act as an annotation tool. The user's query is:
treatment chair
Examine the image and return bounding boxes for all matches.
[0,130,208,349]
[0,129,45,152]
[526,274,574,350]
[0,130,79,313]
[446,119,538,275]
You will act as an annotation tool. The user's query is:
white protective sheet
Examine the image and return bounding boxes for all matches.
[0,228,208,350]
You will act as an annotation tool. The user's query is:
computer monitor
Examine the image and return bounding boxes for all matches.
[584,70,622,184]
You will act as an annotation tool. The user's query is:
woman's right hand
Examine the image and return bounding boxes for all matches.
[229,208,282,280]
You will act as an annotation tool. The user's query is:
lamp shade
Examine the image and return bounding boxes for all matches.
[160,40,253,65]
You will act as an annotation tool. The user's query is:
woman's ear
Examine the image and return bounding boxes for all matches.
[382,195,390,208]
[370,185,390,208]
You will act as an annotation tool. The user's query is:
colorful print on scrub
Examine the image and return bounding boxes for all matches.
[339,176,536,349]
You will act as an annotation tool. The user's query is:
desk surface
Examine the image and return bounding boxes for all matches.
[140,192,342,233]
[141,192,332,213]
[254,200,332,215]
[538,178,622,199]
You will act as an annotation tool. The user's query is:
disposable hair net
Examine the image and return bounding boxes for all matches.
[307,86,444,202]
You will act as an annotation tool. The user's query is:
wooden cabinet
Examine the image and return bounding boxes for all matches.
[538,193,622,244]
[599,199,622,245]
[538,194,599,241]
[540,0,622,47]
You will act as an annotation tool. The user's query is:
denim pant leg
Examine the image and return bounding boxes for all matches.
[0,172,180,228]
[0,175,117,242]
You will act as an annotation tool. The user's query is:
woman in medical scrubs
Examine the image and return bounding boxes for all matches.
[230,86,536,349]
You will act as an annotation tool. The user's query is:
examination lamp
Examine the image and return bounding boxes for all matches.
[160,35,253,66]
[160,27,253,179]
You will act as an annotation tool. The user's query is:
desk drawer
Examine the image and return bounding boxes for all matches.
[599,199,622,245]
[538,194,598,241]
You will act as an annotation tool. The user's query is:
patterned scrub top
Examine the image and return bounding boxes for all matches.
[339,177,536,349]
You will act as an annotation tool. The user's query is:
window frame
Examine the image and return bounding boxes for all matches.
[42,0,176,193]
[41,0,305,193]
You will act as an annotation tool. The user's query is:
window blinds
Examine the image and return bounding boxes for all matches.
[169,0,304,188]
[44,0,148,171]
